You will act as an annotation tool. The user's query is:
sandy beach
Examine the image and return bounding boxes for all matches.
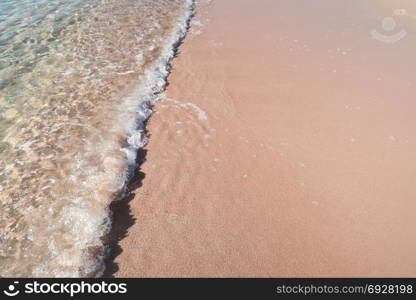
[108,0,416,277]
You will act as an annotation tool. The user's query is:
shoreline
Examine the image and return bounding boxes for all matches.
[0,0,198,277]
[110,0,416,277]
[103,0,198,277]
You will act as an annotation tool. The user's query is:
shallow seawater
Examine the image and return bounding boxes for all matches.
[0,0,193,277]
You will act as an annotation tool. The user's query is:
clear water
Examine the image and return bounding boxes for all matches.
[0,0,193,277]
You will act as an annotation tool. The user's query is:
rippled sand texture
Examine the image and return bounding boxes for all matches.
[0,0,193,277]
[113,0,416,277]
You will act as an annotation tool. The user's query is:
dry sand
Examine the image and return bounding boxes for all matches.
[108,0,416,277]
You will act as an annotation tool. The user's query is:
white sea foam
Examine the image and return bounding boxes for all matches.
[0,0,195,277]
[180,102,208,120]
[73,0,195,277]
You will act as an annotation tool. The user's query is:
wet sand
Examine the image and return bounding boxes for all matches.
[109,0,416,277]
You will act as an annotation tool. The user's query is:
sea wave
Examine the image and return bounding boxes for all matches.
[0,0,194,277]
